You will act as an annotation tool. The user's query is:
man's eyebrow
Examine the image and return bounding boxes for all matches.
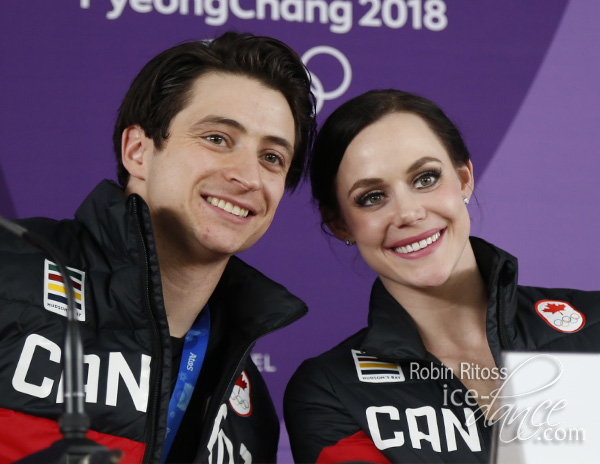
[191,115,294,155]
[264,135,294,156]
[191,115,246,133]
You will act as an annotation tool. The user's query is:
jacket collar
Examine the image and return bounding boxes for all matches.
[74,180,307,338]
[359,237,519,362]
[211,256,308,342]
[74,180,142,259]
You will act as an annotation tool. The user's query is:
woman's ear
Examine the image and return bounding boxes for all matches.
[121,125,151,182]
[321,206,354,244]
[457,160,475,202]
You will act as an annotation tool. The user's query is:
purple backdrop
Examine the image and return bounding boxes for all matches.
[1,0,599,461]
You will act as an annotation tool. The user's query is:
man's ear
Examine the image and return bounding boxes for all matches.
[321,206,354,244]
[121,125,151,181]
[457,160,475,202]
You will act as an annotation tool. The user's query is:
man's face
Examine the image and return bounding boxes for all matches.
[129,72,296,263]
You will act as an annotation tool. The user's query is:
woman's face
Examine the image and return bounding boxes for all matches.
[332,112,475,292]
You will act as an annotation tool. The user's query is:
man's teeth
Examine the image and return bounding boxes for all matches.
[206,196,249,218]
[394,231,441,254]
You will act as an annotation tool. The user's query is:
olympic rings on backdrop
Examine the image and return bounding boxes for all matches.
[302,46,352,114]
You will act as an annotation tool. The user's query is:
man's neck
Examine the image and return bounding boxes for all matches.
[161,261,227,338]
[160,257,228,338]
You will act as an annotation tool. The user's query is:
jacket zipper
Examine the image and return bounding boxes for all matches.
[195,308,307,460]
[132,197,163,464]
[497,285,510,351]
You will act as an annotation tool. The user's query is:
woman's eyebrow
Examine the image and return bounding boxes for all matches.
[346,156,442,198]
[407,156,441,173]
[347,178,384,198]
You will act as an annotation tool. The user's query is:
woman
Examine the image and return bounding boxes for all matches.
[284,90,600,463]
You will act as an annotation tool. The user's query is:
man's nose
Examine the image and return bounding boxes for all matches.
[225,150,262,192]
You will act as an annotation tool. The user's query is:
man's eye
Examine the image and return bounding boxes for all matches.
[205,135,226,145]
[264,153,283,165]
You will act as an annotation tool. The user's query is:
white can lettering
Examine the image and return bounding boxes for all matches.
[366,405,482,453]
[105,352,151,412]
[12,334,61,398]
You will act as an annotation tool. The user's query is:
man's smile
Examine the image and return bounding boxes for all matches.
[205,196,251,218]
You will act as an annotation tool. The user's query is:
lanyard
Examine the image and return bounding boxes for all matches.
[162,306,210,462]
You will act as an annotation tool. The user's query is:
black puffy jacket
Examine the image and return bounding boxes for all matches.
[0,180,307,463]
[284,237,600,463]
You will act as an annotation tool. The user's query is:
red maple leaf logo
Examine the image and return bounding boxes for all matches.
[543,303,565,315]
[235,375,248,391]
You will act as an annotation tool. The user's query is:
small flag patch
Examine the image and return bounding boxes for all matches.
[352,349,405,383]
[229,370,252,416]
[535,299,585,333]
[43,259,86,321]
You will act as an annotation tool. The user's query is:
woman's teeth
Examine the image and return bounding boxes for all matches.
[206,196,249,218]
[394,231,441,254]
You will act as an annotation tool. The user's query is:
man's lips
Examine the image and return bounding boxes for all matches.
[204,195,252,218]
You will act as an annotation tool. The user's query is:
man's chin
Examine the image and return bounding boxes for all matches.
[194,235,259,261]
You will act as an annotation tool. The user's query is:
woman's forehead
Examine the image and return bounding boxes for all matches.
[340,113,450,170]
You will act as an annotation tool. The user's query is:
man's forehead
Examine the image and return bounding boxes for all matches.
[189,71,279,103]
[190,72,292,115]
[180,73,295,145]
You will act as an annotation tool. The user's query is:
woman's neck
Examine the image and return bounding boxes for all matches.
[380,244,501,419]
[381,244,489,351]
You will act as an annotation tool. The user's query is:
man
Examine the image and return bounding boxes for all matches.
[0,32,315,463]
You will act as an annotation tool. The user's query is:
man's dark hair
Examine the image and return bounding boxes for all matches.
[310,89,471,227]
[113,31,316,190]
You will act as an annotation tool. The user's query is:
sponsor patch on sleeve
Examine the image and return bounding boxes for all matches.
[43,259,86,321]
[352,349,405,383]
[229,370,252,416]
[535,299,585,333]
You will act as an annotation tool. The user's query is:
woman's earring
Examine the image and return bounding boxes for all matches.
[463,196,470,205]
[345,238,354,247]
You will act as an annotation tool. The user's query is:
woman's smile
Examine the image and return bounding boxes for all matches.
[391,228,444,258]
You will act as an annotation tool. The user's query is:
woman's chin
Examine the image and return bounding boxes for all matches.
[409,269,453,290]
[381,269,452,292]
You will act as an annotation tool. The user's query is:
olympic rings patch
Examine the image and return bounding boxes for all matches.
[229,370,252,417]
[535,299,585,333]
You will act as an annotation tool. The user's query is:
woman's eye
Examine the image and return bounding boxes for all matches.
[414,171,440,189]
[417,176,434,187]
[357,191,384,207]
